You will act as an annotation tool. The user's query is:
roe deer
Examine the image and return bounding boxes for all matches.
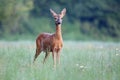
[33,8,66,68]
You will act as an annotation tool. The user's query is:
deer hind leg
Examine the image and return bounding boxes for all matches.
[33,39,42,63]
[33,48,41,62]
[43,51,50,64]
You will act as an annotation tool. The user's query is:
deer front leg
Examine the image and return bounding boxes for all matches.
[57,53,60,65]
[52,51,56,68]
[56,51,61,65]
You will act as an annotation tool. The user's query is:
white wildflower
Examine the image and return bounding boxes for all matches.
[76,64,79,67]
[116,53,119,56]
[79,65,84,68]
[116,48,119,50]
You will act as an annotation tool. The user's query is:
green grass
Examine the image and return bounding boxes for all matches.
[0,41,120,80]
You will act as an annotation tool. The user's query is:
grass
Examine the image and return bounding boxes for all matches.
[0,41,120,80]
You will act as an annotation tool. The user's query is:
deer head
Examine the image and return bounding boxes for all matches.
[50,8,66,25]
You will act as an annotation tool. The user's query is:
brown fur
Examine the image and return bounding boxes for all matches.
[33,8,66,68]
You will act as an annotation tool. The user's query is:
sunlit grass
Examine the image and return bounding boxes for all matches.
[0,41,120,80]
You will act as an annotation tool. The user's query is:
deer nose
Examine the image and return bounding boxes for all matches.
[57,21,61,24]
[57,19,62,24]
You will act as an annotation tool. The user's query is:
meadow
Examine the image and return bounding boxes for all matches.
[0,41,120,80]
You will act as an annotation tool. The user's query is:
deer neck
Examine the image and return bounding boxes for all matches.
[55,24,62,40]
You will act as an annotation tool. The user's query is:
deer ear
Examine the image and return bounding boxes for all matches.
[50,9,57,17]
[61,8,66,18]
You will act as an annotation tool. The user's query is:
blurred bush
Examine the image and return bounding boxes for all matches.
[0,0,120,41]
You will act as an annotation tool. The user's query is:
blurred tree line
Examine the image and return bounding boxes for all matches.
[0,0,120,41]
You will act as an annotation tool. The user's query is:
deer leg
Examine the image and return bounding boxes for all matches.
[57,52,60,65]
[33,48,41,62]
[43,52,50,64]
[52,51,56,68]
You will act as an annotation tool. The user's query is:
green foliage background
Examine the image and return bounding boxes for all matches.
[0,0,120,41]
